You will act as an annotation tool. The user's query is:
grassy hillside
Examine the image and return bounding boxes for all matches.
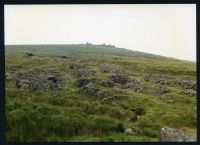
[5,45,196,142]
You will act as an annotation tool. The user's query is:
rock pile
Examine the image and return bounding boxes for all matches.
[125,81,171,97]
[123,80,172,102]
[11,70,65,91]
[174,80,196,90]
[144,74,196,90]
[144,74,173,85]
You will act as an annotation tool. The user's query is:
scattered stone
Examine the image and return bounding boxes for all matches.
[159,127,197,142]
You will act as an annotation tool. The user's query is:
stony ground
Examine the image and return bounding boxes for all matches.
[5,52,196,142]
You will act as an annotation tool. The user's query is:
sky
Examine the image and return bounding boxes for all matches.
[4,4,196,61]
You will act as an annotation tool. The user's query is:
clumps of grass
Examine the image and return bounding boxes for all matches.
[136,117,161,138]
[90,116,124,136]
[159,113,197,129]
[6,100,125,142]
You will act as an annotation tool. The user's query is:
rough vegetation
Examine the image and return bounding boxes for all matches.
[5,45,196,142]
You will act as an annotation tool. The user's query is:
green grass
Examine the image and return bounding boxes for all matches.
[5,45,196,142]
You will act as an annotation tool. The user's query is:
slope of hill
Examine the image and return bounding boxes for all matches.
[5,45,196,142]
[5,44,177,61]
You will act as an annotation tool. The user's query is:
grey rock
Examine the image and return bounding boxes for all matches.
[159,127,197,142]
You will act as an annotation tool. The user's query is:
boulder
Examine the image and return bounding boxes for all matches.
[159,127,197,142]
[124,128,133,134]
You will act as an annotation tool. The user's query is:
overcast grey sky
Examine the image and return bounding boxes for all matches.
[5,4,196,61]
